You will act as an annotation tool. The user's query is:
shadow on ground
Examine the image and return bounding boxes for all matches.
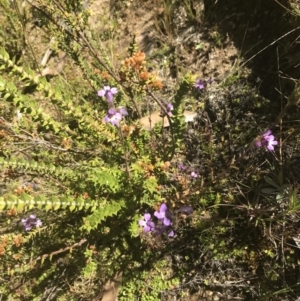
[204,0,300,99]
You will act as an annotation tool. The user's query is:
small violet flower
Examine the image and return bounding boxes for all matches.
[97,86,118,104]
[194,79,205,90]
[139,213,155,233]
[154,203,171,226]
[117,106,128,117]
[256,130,278,151]
[178,163,186,171]
[194,78,213,90]
[166,103,174,116]
[168,230,174,237]
[21,214,42,231]
[104,108,122,126]
[191,171,198,178]
[104,107,127,127]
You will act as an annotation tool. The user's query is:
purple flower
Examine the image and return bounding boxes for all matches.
[154,203,171,226]
[117,106,128,116]
[35,219,42,227]
[256,130,278,151]
[191,171,198,178]
[166,103,174,116]
[265,135,278,151]
[178,163,186,171]
[168,230,174,237]
[195,79,205,90]
[103,107,128,127]
[139,213,155,233]
[97,86,118,104]
[104,108,122,126]
[21,214,42,231]
[22,182,37,190]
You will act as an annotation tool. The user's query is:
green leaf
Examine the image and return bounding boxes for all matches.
[82,200,125,232]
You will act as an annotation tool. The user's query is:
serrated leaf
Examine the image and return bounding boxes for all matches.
[82,200,125,232]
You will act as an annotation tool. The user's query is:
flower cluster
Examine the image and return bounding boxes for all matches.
[138,213,155,233]
[139,203,174,237]
[103,107,128,126]
[256,130,278,151]
[21,214,42,231]
[97,86,128,126]
[138,204,194,237]
[194,78,213,90]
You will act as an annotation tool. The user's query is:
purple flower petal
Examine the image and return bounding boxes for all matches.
[139,213,155,233]
[97,86,118,104]
[21,214,42,231]
[144,225,151,232]
[168,230,174,237]
[163,217,171,226]
[144,213,151,222]
[35,219,42,227]
[108,108,117,115]
[110,113,122,126]
[265,135,275,142]
[106,91,113,103]
[97,89,105,97]
[256,129,278,151]
[166,103,173,116]
[147,221,155,231]
[154,211,164,219]
[110,87,118,94]
[191,171,198,178]
[263,130,271,137]
[195,79,205,90]
[178,163,186,171]
[104,110,123,126]
[167,103,173,111]
[118,107,128,116]
[138,219,146,227]
[103,115,110,123]
[159,203,168,213]
[155,203,172,226]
